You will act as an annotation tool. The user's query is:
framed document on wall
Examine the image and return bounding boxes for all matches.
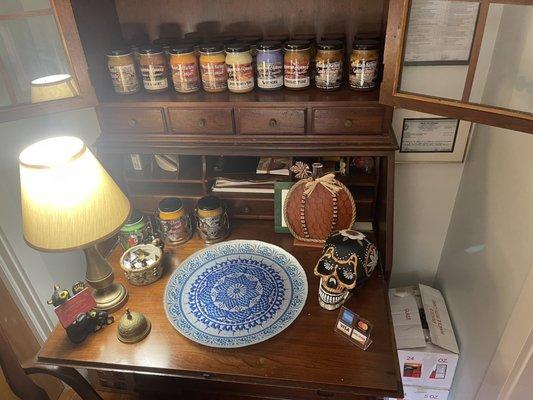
[393,110,472,163]
[400,118,459,153]
[403,0,479,65]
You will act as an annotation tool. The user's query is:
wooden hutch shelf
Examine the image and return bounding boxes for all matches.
[35,1,402,399]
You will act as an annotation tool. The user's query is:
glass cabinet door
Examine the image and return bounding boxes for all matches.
[0,0,95,122]
[381,0,532,134]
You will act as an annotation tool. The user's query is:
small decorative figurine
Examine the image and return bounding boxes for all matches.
[47,284,71,307]
[72,281,86,295]
[284,163,356,244]
[66,310,114,344]
[314,229,379,310]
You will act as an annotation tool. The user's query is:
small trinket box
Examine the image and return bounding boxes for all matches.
[120,244,163,286]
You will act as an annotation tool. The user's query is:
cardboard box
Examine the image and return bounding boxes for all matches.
[386,385,450,400]
[389,284,459,390]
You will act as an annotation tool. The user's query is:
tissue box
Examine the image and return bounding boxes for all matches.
[389,284,459,390]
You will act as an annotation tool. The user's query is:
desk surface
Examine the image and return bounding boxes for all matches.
[38,220,402,398]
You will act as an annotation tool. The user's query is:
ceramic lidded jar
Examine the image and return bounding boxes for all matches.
[314,229,379,310]
[195,195,230,244]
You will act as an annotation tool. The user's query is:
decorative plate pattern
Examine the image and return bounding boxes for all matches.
[164,240,308,348]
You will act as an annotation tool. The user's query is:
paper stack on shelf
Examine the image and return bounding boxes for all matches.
[211,178,277,194]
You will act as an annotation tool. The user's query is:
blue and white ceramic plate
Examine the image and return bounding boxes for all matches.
[164,240,308,348]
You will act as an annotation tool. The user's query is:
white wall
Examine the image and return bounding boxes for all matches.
[434,4,533,399]
[0,108,100,330]
[391,162,464,287]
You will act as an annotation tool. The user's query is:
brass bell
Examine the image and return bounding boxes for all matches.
[117,308,151,344]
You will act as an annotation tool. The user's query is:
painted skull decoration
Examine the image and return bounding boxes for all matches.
[314,229,379,310]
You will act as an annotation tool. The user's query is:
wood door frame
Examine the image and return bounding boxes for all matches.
[380,0,533,134]
[475,265,533,399]
[0,227,52,343]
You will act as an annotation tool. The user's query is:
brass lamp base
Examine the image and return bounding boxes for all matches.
[83,246,128,312]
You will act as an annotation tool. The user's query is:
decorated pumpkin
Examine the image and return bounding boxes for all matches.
[283,162,356,243]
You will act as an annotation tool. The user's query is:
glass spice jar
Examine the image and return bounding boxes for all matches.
[256,41,283,90]
[292,34,316,80]
[157,197,192,244]
[349,39,380,91]
[199,43,227,93]
[118,210,153,251]
[139,46,169,93]
[315,40,343,91]
[225,43,254,93]
[169,45,200,93]
[196,195,230,244]
[283,40,311,90]
[107,49,140,95]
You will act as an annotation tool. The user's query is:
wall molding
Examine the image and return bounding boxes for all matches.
[0,226,53,343]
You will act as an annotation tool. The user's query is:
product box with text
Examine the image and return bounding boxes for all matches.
[385,385,450,400]
[389,284,459,390]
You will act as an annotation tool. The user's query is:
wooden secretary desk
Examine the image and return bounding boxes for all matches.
[36,0,403,399]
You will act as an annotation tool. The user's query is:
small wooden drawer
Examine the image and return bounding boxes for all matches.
[238,108,305,134]
[225,198,274,218]
[168,108,234,134]
[312,107,384,135]
[98,107,165,133]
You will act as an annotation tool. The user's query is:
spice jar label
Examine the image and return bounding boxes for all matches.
[109,64,140,94]
[201,61,227,90]
[227,63,254,91]
[171,62,199,92]
[141,64,168,90]
[257,61,283,89]
[349,59,378,89]
[315,60,342,89]
[284,60,310,88]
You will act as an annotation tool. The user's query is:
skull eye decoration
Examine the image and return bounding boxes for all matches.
[314,229,379,310]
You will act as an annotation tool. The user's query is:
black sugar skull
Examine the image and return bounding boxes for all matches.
[314,229,379,310]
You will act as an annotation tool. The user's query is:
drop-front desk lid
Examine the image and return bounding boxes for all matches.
[38,220,402,398]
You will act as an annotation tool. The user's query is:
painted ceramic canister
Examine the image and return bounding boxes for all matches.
[158,197,192,244]
[284,163,356,244]
[196,195,229,244]
[118,209,152,250]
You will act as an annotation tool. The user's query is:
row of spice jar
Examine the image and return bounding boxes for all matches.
[107,38,380,94]
[118,196,230,250]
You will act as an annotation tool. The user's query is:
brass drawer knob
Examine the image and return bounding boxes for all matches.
[128,118,137,127]
[269,118,278,128]
[344,118,353,128]
[198,118,207,128]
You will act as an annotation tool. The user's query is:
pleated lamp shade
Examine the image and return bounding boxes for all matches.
[19,136,131,252]
[30,74,79,103]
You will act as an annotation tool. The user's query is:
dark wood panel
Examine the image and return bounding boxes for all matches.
[312,107,385,134]
[114,0,384,43]
[38,220,402,399]
[98,107,166,134]
[168,108,234,134]
[238,108,306,135]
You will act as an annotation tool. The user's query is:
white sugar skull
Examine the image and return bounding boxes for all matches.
[314,229,379,310]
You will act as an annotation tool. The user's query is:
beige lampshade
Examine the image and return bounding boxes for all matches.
[30,74,79,103]
[19,136,131,252]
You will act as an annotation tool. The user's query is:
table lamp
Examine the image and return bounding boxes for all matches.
[19,136,131,311]
[30,74,79,103]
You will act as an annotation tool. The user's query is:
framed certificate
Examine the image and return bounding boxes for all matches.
[393,110,472,163]
[400,118,459,153]
[403,0,479,65]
